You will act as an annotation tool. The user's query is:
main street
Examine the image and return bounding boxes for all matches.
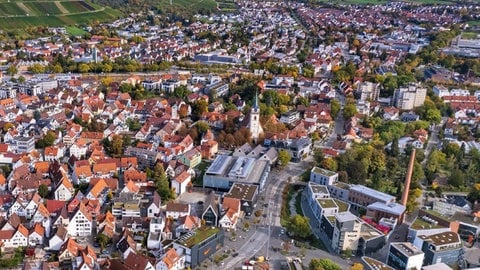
[219,157,352,270]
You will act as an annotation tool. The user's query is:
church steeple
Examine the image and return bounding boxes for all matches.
[253,91,259,110]
[248,92,263,142]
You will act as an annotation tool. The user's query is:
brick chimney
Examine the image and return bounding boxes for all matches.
[401,149,416,207]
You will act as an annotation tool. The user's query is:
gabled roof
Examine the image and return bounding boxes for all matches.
[174,170,190,184]
[162,248,181,269]
[124,252,153,270]
[123,181,140,194]
[36,203,50,218]
[88,179,108,198]
[17,224,29,238]
[30,222,45,236]
[166,202,189,213]
[59,238,80,257]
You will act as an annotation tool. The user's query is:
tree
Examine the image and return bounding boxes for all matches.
[111,135,123,157]
[38,184,49,198]
[350,263,364,270]
[3,122,14,132]
[343,102,357,119]
[448,169,464,188]
[96,234,112,250]
[78,63,90,73]
[153,163,174,202]
[286,215,312,239]
[330,99,340,119]
[172,85,191,99]
[278,149,292,167]
[321,158,338,172]
[346,160,367,184]
[196,121,209,134]
[126,118,142,131]
[7,65,17,76]
[390,137,400,157]
[309,258,341,270]
[28,63,45,74]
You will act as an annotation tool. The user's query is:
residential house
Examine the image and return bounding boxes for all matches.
[383,107,399,120]
[219,197,240,230]
[202,192,219,227]
[44,146,64,162]
[67,203,93,237]
[86,178,109,204]
[177,147,202,169]
[171,170,192,196]
[166,202,190,220]
[156,248,185,270]
[69,139,88,159]
[147,192,161,218]
[0,224,29,250]
[54,177,74,201]
[29,222,45,246]
[48,225,68,251]
[72,161,93,185]
[124,252,155,270]
[117,229,137,260]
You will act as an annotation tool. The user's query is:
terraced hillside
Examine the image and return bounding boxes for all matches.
[0,0,121,29]
[157,0,217,16]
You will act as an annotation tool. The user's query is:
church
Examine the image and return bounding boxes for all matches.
[247,92,263,141]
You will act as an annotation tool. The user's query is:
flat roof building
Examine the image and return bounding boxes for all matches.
[387,242,424,270]
[224,183,258,216]
[203,155,270,191]
[415,231,464,266]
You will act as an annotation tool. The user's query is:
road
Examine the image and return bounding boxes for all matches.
[410,117,447,215]
[219,156,352,270]
[222,161,307,269]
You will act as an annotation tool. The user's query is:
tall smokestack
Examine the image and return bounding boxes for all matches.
[401,149,416,206]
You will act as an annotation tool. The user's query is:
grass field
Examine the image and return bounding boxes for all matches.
[157,0,217,15]
[316,0,467,4]
[462,31,480,39]
[0,0,121,29]
[66,26,87,35]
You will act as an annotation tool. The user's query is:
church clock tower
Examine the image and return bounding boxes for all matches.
[248,92,263,142]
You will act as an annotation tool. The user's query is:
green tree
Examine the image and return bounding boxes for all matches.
[346,160,367,184]
[330,99,340,119]
[78,63,90,73]
[38,184,49,198]
[321,158,338,172]
[448,169,464,188]
[286,215,312,239]
[28,63,45,74]
[425,108,441,124]
[7,65,17,76]
[196,121,209,134]
[111,135,123,157]
[51,64,63,73]
[309,258,341,270]
[126,118,142,131]
[343,102,357,119]
[278,149,292,167]
[96,234,112,250]
[153,163,175,202]
[172,85,191,99]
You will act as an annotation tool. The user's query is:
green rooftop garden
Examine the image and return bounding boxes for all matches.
[312,167,336,177]
[411,217,445,230]
[178,227,220,248]
[318,198,337,209]
[334,199,349,213]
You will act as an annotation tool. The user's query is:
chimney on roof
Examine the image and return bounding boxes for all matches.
[401,149,416,207]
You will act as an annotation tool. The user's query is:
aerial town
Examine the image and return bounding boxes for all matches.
[0,0,479,270]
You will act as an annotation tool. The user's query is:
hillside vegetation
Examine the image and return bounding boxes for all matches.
[0,0,121,29]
